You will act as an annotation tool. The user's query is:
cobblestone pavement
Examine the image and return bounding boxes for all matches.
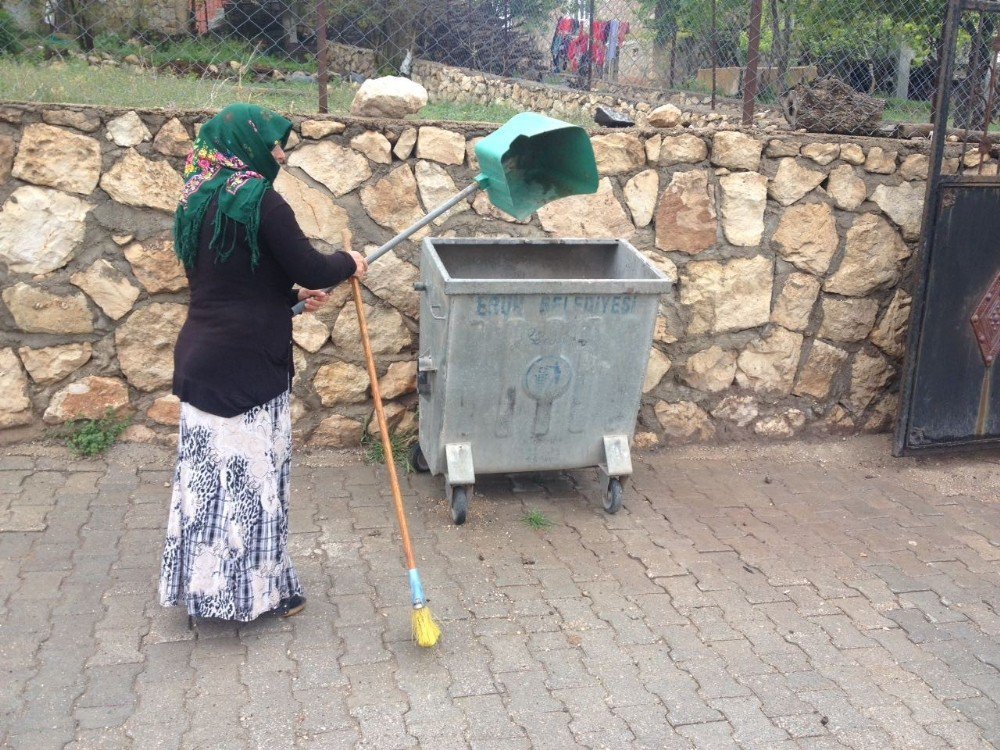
[1,436,999,750]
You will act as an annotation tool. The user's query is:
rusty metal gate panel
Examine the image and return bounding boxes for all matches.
[895,0,1000,453]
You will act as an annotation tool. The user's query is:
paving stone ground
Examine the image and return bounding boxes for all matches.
[0,435,998,750]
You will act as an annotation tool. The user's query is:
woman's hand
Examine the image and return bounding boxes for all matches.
[297,288,329,313]
[348,250,369,279]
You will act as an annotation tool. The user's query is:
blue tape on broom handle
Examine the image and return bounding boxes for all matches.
[408,568,426,607]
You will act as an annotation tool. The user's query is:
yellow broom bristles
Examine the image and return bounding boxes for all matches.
[412,606,441,647]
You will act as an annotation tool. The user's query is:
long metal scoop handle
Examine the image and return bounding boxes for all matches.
[291,181,482,316]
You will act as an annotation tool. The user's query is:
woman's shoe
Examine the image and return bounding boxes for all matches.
[274,594,306,617]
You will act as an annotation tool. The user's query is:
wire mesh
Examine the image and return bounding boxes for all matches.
[0,0,959,134]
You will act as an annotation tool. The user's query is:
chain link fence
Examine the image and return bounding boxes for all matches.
[0,0,967,134]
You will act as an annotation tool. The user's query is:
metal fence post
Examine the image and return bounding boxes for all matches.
[742,0,763,126]
[317,0,328,114]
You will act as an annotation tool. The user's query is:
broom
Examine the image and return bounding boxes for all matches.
[343,229,441,648]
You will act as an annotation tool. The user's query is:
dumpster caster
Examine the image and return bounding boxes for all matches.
[450,486,470,525]
[604,478,623,514]
[410,443,430,473]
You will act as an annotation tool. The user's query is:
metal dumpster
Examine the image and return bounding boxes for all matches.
[410,237,673,524]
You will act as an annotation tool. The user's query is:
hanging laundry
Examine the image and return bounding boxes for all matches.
[551,17,579,73]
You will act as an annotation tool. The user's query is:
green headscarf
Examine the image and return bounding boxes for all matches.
[173,104,293,269]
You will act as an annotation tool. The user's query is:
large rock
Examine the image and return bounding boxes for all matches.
[308,414,364,448]
[0,348,32,428]
[645,135,662,163]
[2,283,93,334]
[870,290,911,359]
[360,164,427,236]
[416,127,465,166]
[314,362,370,405]
[771,202,838,275]
[870,181,924,240]
[18,343,92,385]
[70,259,140,320]
[415,160,469,225]
[848,351,894,412]
[766,139,800,158]
[711,395,759,427]
[351,131,392,165]
[291,313,329,353]
[106,111,151,147]
[680,255,773,335]
[153,118,192,158]
[624,169,658,228]
[115,303,186,391]
[363,248,420,319]
[273,170,350,245]
[332,303,410,355]
[735,326,804,395]
[12,123,102,194]
[0,186,92,274]
[864,147,897,174]
[472,191,528,224]
[394,127,417,160]
[642,348,672,393]
[42,108,101,133]
[647,104,682,128]
[147,394,180,426]
[824,215,909,296]
[287,142,371,197]
[719,172,767,246]
[826,165,867,211]
[100,149,183,213]
[659,134,709,166]
[43,376,130,424]
[684,345,737,392]
[350,76,428,118]
[711,131,763,171]
[768,158,825,206]
[654,401,716,442]
[818,296,879,342]
[793,340,848,400]
[591,133,646,175]
[900,154,929,181]
[840,143,865,165]
[801,142,840,165]
[300,120,346,139]
[123,234,188,294]
[771,272,821,331]
[754,416,794,439]
[0,134,13,183]
[538,178,633,238]
[655,169,716,254]
[380,360,417,400]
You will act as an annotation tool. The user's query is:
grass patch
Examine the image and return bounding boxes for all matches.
[61,411,131,458]
[522,509,553,530]
[361,428,416,472]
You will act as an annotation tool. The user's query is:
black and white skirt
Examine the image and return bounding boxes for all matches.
[159,390,302,622]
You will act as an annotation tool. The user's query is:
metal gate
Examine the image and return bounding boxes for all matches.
[895,0,1000,454]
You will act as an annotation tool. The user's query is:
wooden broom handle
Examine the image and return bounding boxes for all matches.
[345,230,417,571]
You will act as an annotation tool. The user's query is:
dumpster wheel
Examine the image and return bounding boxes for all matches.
[410,443,430,473]
[450,486,470,525]
[604,478,623,514]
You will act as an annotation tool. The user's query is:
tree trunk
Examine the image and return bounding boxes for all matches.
[895,41,915,101]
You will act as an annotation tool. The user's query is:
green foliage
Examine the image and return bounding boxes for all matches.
[361,426,417,472]
[0,10,24,56]
[63,411,131,458]
[522,509,553,530]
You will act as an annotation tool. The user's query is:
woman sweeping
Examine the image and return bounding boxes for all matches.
[159,104,367,623]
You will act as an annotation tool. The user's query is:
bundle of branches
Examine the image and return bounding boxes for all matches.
[415,0,547,79]
[780,75,885,134]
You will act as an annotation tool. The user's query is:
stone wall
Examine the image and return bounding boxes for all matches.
[324,44,685,124]
[0,102,938,449]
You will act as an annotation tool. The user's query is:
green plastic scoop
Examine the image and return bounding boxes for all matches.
[292,112,598,314]
[474,112,599,221]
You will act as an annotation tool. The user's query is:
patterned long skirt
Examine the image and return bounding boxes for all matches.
[159,391,302,622]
